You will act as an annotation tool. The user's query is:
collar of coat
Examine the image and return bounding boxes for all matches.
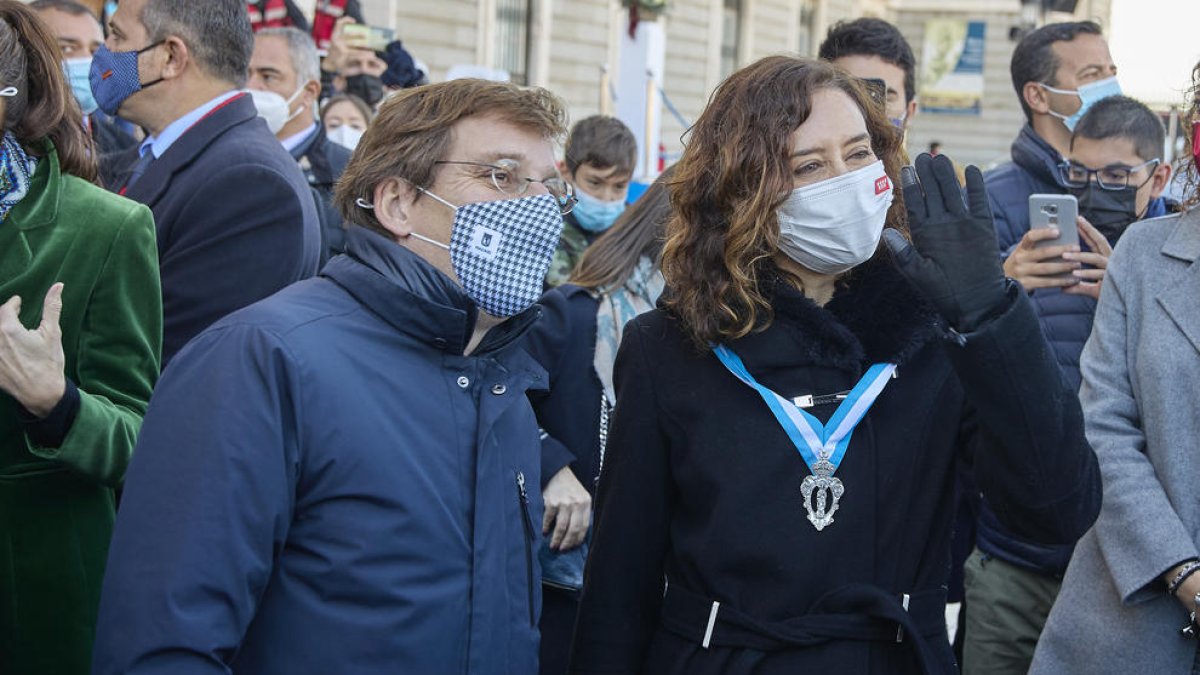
[321,225,541,356]
[1010,123,1067,190]
[727,255,943,373]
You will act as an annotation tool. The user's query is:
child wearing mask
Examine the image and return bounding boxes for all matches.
[546,115,637,287]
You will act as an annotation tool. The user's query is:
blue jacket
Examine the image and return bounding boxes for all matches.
[119,93,321,364]
[980,124,1170,574]
[92,226,547,675]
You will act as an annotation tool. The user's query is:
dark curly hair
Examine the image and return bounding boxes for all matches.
[660,56,906,350]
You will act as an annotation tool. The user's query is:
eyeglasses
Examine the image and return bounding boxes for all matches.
[1058,158,1159,191]
[435,159,577,214]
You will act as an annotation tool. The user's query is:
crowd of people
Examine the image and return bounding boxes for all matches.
[1,0,1199,673]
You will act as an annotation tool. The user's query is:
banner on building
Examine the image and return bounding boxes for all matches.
[919,20,985,115]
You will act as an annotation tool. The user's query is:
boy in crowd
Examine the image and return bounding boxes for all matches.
[819,17,918,133]
[546,115,637,287]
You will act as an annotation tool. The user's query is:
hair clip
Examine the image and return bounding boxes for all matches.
[355,198,375,210]
[0,87,18,98]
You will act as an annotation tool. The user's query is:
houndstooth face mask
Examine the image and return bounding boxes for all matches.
[409,189,564,317]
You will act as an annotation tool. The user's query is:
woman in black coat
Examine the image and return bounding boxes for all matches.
[567,56,1100,675]
[526,173,673,675]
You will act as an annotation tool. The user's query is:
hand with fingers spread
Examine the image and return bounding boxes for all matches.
[0,283,67,418]
[1062,215,1113,300]
[542,465,592,551]
[882,153,1008,333]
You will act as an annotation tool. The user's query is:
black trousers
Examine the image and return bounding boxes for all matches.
[539,587,579,675]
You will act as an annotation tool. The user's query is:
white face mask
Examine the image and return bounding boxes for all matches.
[776,159,894,275]
[326,124,364,151]
[248,86,305,135]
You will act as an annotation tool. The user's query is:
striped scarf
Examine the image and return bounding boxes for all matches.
[0,132,38,223]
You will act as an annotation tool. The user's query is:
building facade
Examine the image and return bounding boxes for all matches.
[353,0,1112,171]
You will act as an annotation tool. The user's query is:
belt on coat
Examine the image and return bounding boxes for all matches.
[659,582,947,673]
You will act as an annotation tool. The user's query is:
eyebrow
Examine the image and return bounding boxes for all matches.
[791,133,871,158]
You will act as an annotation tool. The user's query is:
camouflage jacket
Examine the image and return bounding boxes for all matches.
[545,215,596,288]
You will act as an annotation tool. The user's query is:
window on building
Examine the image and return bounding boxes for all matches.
[797,0,817,57]
[496,0,532,85]
[720,0,741,79]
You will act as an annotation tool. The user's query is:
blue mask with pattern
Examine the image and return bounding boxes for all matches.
[89,42,164,116]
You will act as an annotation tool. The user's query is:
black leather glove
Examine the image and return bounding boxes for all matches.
[882,153,1007,333]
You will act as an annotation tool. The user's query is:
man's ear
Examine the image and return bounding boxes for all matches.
[1023,81,1052,115]
[1148,162,1172,200]
[372,177,417,240]
[303,78,322,107]
[904,99,918,129]
[158,36,190,80]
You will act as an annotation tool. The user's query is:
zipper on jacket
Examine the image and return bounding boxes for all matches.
[516,471,536,627]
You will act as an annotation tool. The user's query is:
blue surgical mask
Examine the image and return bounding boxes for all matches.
[889,110,907,130]
[571,188,626,233]
[1038,76,1121,132]
[89,42,165,116]
[63,57,97,115]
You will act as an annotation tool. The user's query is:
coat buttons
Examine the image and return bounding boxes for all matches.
[491,384,507,395]
[457,376,470,389]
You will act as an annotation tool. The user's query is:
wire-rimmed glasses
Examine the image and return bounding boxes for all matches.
[435,159,577,214]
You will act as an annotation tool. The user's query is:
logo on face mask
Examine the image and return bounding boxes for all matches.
[777,160,894,275]
[469,227,501,261]
[875,175,891,195]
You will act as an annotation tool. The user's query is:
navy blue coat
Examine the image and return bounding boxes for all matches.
[980,124,1169,573]
[92,226,547,675]
[119,93,320,364]
[526,284,605,493]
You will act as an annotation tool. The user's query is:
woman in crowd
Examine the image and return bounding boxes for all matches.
[0,3,161,672]
[526,169,672,675]
[1029,61,1200,675]
[568,55,1100,675]
[321,93,372,150]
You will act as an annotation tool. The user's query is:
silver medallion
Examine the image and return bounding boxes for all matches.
[800,458,844,531]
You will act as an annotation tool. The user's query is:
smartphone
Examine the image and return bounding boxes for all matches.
[1028,194,1080,281]
[342,24,395,52]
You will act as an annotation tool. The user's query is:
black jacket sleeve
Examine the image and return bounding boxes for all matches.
[950,282,1102,545]
[569,320,673,674]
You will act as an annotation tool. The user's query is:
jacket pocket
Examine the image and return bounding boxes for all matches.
[515,470,536,627]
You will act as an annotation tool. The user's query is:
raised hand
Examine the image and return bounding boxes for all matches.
[882,153,1007,333]
[0,283,67,417]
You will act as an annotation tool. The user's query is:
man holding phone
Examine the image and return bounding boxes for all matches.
[963,93,1176,675]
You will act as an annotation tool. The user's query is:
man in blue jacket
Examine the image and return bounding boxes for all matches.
[93,0,320,363]
[91,78,574,674]
[966,40,1173,674]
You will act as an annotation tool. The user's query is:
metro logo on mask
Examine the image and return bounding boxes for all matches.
[875,175,891,195]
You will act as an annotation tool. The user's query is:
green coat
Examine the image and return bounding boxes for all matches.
[0,145,161,673]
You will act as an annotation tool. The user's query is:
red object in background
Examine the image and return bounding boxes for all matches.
[312,0,352,51]
[658,142,665,173]
[246,0,290,31]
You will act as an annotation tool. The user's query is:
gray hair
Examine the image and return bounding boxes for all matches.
[257,26,320,86]
[141,0,253,87]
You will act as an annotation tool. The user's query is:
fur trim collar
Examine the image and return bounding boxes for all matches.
[731,258,942,372]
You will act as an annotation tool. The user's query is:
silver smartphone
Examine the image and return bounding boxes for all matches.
[1028,194,1080,281]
